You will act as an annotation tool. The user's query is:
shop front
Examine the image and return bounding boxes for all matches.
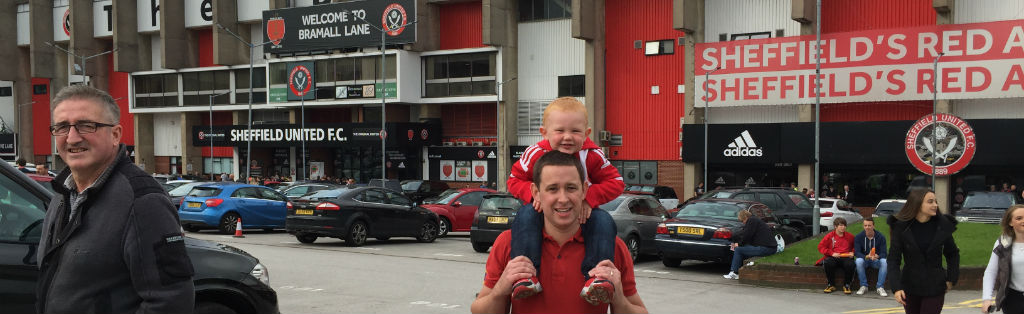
[194,121,439,182]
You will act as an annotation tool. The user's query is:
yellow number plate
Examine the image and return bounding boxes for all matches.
[487,216,509,224]
[677,226,704,236]
[187,202,201,208]
[295,209,314,215]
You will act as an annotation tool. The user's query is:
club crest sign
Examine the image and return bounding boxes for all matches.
[382,3,409,36]
[905,113,976,176]
[266,17,285,45]
[287,62,315,101]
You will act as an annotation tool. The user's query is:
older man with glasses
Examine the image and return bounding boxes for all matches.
[36,85,194,314]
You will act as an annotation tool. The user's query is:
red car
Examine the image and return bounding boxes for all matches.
[419,188,497,237]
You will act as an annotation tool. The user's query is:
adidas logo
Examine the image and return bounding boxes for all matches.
[723,130,763,157]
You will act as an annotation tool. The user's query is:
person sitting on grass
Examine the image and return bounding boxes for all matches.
[817,217,856,294]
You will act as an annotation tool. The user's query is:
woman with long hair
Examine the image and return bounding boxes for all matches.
[888,188,960,314]
[982,204,1024,313]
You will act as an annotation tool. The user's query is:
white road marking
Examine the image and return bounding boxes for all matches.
[410,301,460,310]
[278,285,325,292]
[636,268,670,275]
[357,247,382,251]
[433,253,463,257]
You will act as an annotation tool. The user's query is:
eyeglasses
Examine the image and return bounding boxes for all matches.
[49,122,118,136]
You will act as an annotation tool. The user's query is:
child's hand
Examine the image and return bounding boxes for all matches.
[533,199,541,213]
[578,203,592,224]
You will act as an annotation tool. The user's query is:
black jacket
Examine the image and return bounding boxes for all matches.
[887,214,960,297]
[734,216,776,249]
[37,145,195,314]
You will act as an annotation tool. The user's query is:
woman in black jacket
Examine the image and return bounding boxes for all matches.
[888,188,960,314]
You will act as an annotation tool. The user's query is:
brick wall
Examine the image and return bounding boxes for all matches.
[739,262,983,290]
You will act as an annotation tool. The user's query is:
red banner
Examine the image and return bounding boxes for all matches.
[695,19,1024,106]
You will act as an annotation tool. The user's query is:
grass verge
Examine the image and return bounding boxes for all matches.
[758,220,999,267]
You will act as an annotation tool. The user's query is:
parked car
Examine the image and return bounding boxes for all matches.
[286,186,439,246]
[166,179,196,189]
[872,199,906,217]
[178,183,292,234]
[168,181,209,207]
[602,194,671,262]
[0,159,278,314]
[817,197,863,230]
[400,180,451,204]
[625,185,680,209]
[280,182,343,200]
[701,187,816,237]
[420,188,497,237]
[470,193,524,253]
[656,199,801,267]
[956,191,1020,224]
[26,173,54,193]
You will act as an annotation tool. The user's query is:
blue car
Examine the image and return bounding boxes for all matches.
[179,182,292,234]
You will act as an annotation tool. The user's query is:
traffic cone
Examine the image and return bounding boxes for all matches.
[233,218,245,238]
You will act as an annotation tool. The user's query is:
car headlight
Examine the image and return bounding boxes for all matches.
[250,262,270,286]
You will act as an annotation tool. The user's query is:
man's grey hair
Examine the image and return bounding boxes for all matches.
[50,85,120,123]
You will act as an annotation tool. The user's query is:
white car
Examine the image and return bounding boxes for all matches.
[818,197,863,230]
[873,199,906,218]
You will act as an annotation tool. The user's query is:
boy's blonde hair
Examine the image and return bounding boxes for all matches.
[542,97,589,126]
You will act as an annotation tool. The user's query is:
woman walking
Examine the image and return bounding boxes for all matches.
[888,188,960,314]
[982,205,1024,314]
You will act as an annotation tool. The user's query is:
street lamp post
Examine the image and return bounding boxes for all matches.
[351,14,416,181]
[216,24,275,182]
[45,42,116,86]
[496,76,516,187]
[813,0,821,236]
[703,67,721,193]
[209,91,231,181]
[931,53,944,192]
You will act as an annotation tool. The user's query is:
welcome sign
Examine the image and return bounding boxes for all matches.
[262,0,416,54]
[695,19,1024,107]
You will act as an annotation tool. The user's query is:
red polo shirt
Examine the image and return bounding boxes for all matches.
[483,229,638,314]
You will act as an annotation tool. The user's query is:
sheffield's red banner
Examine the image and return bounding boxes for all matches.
[695,19,1024,107]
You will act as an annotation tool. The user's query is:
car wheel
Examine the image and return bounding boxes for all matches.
[417,222,438,243]
[296,234,317,244]
[376,236,391,241]
[661,256,682,268]
[344,221,368,247]
[438,217,451,237]
[182,224,200,233]
[218,212,240,235]
[472,241,491,253]
[195,301,237,314]
[626,235,640,262]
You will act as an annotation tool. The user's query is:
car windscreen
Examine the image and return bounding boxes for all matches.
[675,203,743,221]
[963,193,1015,209]
[188,187,222,197]
[426,189,461,204]
[817,200,835,208]
[601,197,626,212]
[480,197,522,214]
[875,202,904,215]
[706,191,735,199]
[788,192,813,209]
[401,180,421,192]
[169,182,204,197]
[304,188,344,199]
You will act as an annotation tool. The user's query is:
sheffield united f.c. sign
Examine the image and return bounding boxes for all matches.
[905,113,976,176]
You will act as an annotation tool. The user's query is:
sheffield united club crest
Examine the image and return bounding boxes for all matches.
[905,113,976,176]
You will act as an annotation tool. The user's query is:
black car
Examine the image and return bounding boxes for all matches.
[401,180,451,204]
[956,191,1020,224]
[701,187,815,237]
[470,194,523,253]
[286,186,439,246]
[0,161,278,314]
[656,199,801,267]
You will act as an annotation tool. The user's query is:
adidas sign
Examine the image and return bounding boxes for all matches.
[723,130,763,157]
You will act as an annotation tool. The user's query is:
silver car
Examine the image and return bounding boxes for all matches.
[601,194,670,262]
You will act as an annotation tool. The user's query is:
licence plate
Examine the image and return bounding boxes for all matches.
[187,202,201,208]
[487,216,509,224]
[677,226,704,236]
[295,209,314,215]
